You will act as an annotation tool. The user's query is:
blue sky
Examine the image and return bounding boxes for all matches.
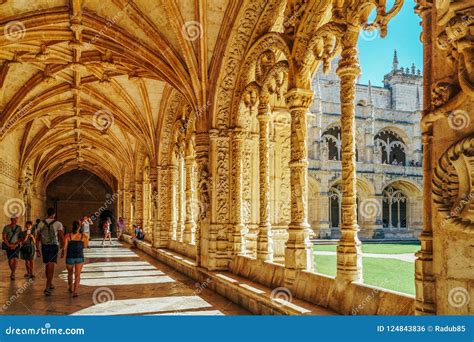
[357,0,422,86]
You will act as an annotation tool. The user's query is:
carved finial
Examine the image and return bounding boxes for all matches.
[393,49,399,70]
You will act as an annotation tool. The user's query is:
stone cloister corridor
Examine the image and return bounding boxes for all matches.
[0,0,473,316]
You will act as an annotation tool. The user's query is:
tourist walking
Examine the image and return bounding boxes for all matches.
[101,217,112,246]
[80,215,92,241]
[19,221,36,279]
[116,217,125,240]
[2,216,21,280]
[35,208,64,296]
[62,221,88,297]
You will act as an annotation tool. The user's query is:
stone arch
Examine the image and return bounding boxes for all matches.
[375,126,411,165]
[381,179,422,234]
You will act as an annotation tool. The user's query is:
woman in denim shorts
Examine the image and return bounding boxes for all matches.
[61,221,88,297]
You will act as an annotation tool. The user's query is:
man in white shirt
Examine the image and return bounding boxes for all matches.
[35,208,64,296]
[80,215,92,241]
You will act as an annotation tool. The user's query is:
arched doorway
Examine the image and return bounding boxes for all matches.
[46,170,116,236]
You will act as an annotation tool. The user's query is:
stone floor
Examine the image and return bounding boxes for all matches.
[0,239,249,315]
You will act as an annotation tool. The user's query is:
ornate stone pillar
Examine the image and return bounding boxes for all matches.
[284,88,314,286]
[336,39,363,282]
[122,188,132,233]
[169,165,178,241]
[155,166,171,248]
[415,131,436,314]
[231,127,247,255]
[176,158,185,242]
[257,94,273,261]
[183,155,197,244]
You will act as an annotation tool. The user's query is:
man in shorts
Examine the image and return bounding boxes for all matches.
[2,216,21,280]
[80,215,92,243]
[36,208,64,296]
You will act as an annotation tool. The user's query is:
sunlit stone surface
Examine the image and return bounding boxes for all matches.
[72,296,214,315]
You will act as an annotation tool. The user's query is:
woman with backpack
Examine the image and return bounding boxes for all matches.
[61,221,88,297]
[19,221,36,279]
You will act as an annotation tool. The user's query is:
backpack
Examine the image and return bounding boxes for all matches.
[40,220,58,245]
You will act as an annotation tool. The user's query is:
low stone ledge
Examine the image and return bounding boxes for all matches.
[122,235,334,315]
[122,235,414,315]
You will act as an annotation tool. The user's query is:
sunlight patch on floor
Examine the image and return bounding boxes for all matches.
[60,269,165,279]
[151,310,224,316]
[72,296,214,315]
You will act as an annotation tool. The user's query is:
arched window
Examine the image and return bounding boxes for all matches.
[374,129,407,165]
[382,186,407,228]
[322,127,341,161]
[322,126,359,162]
[329,184,360,229]
[328,184,342,228]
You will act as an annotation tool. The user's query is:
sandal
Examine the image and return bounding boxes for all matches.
[72,293,78,298]
[44,289,52,296]
[24,274,29,278]
[10,275,15,280]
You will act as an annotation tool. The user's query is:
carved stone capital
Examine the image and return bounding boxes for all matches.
[284,88,314,110]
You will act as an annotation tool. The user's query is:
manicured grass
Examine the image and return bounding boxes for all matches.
[313,243,418,295]
[314,243,420,254]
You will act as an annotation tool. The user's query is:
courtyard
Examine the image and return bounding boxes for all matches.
[314,243,419,295]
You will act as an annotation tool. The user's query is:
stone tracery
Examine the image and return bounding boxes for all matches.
[0,0,471,316]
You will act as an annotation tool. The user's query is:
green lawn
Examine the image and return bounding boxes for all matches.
[314,243,420,254]
[313,243,418,295]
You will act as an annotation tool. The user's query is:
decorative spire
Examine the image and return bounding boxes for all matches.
[315,74,323,115]
[411,63,416,75]
[392,49,399,71]
[368,80,373,105]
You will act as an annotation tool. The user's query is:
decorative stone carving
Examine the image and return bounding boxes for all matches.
[432,134,474,228]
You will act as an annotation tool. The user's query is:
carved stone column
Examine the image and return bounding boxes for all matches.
[169,165,178,241]
[183,155,197,244]
[155,166,171,248]
[231,127,247,255]
[336,39,363,282]
[284,88,314,286]
[415,131,436,314]
[176,158,184,242]
[257,94,273,261]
